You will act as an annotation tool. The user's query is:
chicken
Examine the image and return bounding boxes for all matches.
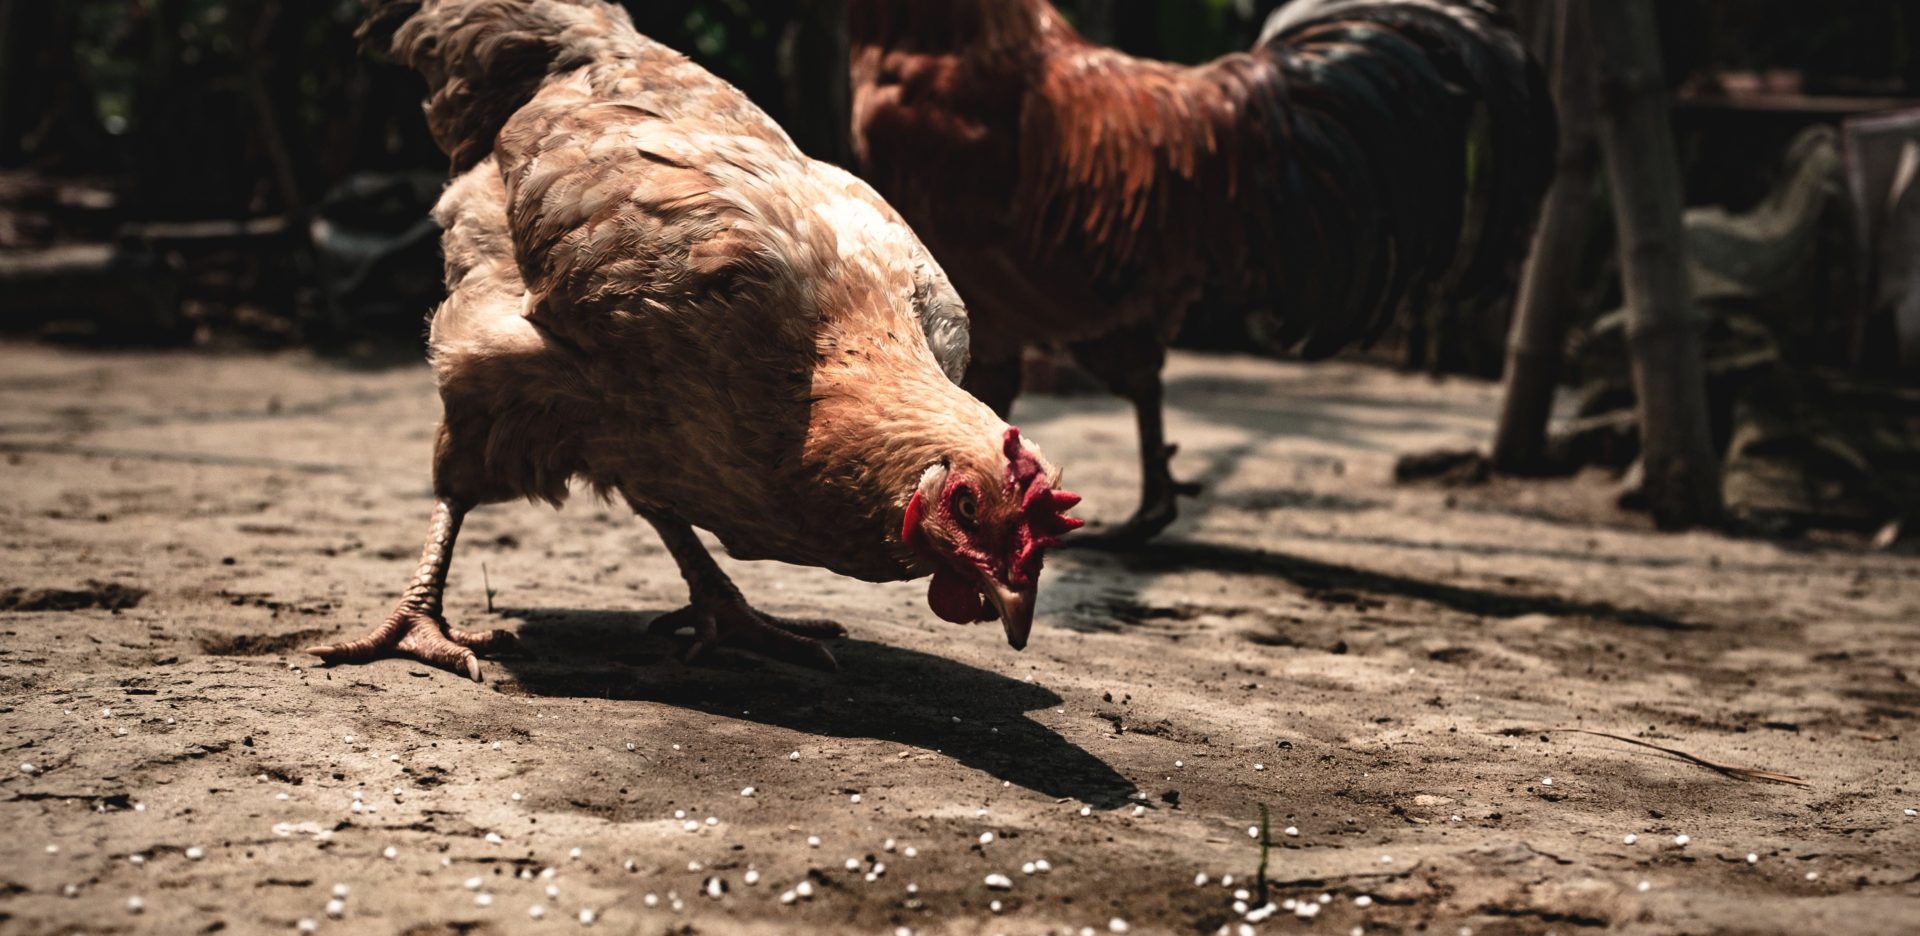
[849,0,1556,544]
[311,0,1081,680]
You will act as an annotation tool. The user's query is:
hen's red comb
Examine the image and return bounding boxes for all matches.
[1004,427,1082,588]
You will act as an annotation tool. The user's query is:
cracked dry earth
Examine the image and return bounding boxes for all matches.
[2,342,1918,936]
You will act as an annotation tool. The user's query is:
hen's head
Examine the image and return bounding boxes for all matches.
[902,428,1082,650]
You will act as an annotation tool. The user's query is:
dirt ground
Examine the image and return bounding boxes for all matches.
[2,342,1917,936]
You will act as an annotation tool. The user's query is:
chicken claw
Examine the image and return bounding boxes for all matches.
[309,606,513,682]
[648,598,845,672]
[309,497,511,681]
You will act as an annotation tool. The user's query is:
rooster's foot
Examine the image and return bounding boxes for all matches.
[1069,483,1195,551]
[649,597,845,672]
[308,605,514,681]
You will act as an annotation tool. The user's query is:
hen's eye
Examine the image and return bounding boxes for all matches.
[952,489,977,527]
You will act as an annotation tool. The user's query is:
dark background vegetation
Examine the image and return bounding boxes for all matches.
[0,0,1915,352]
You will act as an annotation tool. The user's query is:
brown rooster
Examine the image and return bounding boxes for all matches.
[311,0,1081,681]
[849,0,1556,544]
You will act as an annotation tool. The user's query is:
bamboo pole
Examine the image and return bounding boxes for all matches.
[1490,0,1599,473]
[1589,0,1724,528]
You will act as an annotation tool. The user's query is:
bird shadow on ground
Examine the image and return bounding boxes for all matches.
[488,607,1139,809]
[1064,537,1698,632]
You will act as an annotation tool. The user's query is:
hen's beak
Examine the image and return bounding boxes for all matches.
[980,577,1035,650]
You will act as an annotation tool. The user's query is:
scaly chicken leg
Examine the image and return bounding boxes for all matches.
[1066,328,1201,548]
[308,498,514,681]
[634,504,847,671]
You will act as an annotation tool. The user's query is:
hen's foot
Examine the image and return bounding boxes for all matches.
[648,596,845,672]
[308,605,514,682]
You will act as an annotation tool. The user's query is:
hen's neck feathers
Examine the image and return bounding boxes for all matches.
[802,310,1006,573]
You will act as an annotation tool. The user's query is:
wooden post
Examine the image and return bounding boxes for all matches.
[1490,0,1599,473]
[1589,0,1725,528]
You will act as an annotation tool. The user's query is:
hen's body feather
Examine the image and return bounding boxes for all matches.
[371,0,984,583]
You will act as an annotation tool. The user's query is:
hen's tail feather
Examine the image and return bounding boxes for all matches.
[1258,0,1556,357]
[359,0,636,172]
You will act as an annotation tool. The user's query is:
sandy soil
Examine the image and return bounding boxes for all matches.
[2,342,1917,936]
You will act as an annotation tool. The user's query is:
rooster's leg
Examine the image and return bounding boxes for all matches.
[962,354,1025,419]
[308,497,513,681]
[1067,333,1200,549]
[636,507,845,671]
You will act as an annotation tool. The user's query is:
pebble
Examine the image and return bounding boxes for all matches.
[643,894,658,907]
[789,751,800,761]
[45,844,58,855]
[883,838,897,852]
[1246,826,1260,839]
[1132,805,1146,818]
[1284,826,1300,837]
[546,884,561,899]
[1194,873,1210,887]
[529,904,546,920]
[20,763,36,774]
[705,816,718,827]
[127,896,146,914]
[807,835,822,848]
[846,858,861,871]
[1673,834,1690,847]
[475,893,494,907]
[326,898,346,918]
[704,877,725,899]
[850,794,862,804]
[297,919,318,933]
[1624,834,1637,845]
[578,907,596,925]
[979,832,995,845]
[903,846,918,858]
[779,890,798,905]
[625,743,636,752]
[383,846,398,860]
[683,820,701,833]
[1254,764,1265,771]
[1034,860,1051,873]
[1637,880,1652,893]
[465,877,484,890]
[62,884,79,898]
[1541,777,1553,786]
[486,832,505,844]
[1806,871,1820,881]
[984,873,1014,890]
[744,869,761,886]
[333,884,350,898]
[1747,853,1759,864]
[1355,895,1374,907]
[186,847,205,861]
[795,880,815,898]
[1023,862,1037,875]
[1079,806,1092,817]
[741,787,756,797]
[1109,918,1131,933]
[512,792,523,802]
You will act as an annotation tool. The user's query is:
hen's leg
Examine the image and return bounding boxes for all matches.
[308,497,513,681]
[635,506,845,671]
[1066,329,1199,548]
